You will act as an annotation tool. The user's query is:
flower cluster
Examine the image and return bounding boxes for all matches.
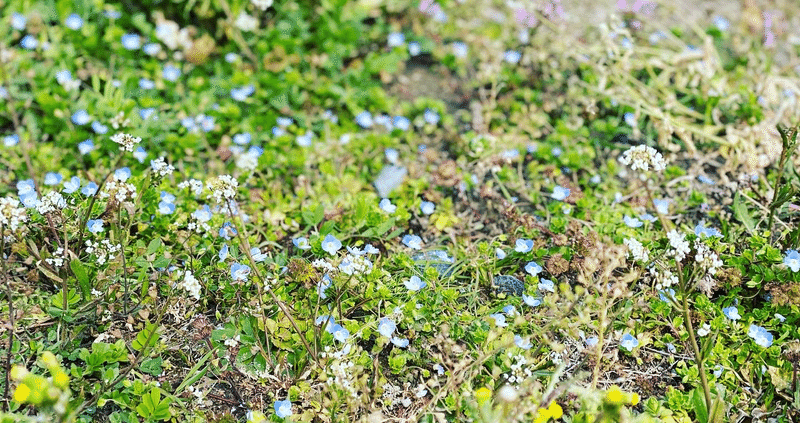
[84,239,122,265]
[110,133,142,152]
[623,237,649,262]
[666,230,690,261]
[206,175,239,204]
[35,191,67,215]
[0,196,28,235]
[180,270,202,300]
[150,157,175,178]
[505,352,533,386]
[619,145,667,172]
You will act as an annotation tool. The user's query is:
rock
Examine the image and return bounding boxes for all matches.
[493,275,524,296]
[412,250,454,278]
[374,165,407,198]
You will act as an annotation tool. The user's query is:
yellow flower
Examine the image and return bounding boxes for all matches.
[533,409,551,423]
[53,370,70,389]
[629,392,640,406]
[605,385,624,404]
[475,387,492,405]
[13,384,30,403]
[41,351,58,368]
[548,402,563,419]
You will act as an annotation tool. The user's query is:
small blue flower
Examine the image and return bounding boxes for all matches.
[230,263,251,282]
[525,261,542,276]
[3,134,19,147]
[504,50,521,64]
[623,215,643,228]
[91,121,109,134]
[639,213,657,223]
[391,337,409,348]
[384,148,399,164]
[11,13,27,30]
[722,306,741,320]
[748,324,773,348]
[316,314,335,330]
[515,239,533,253]
[121,33,141,50]
[143,43,161,56]
[321,234,342,255]
[133,147,147,163]
[274,399,293,418]
[624,112,637,127]
[452,41,467,58]
[402,234,423,250]
[713,16,729,31]
[364,244,379,255]
[514,335,532,349]
[44,172,63,186]
[620,333,639,351]
[420,201,435,215]
[87,219,104,233]
[658,288,676,303]
[404,275,426,291]
[551,186,570,201]
[698,175,715,185]
[114,167,131,181]
[423,109,440,125]
[162,65,181,82]
[63,176,80,194]
[219,222,237,240]
[392,116,410,131]
[378,317,397,337]
[72,110,91,125]
[160,191,176,204]
[139,108,157,122]
[355,111,373,128]
[230,85,255,101]
[158,201,175,215]
[250,247,267,262]
[585,336,598,347]
[496,248,506,259]
[233,133,252,145]
[330,324,350,343]
[784,250,800,272]
[296,132,313,147]
[276,117,293,127]
[81,182,98,196]
[551,147,563,157]
[138,78,155,90]
[695,223,722,238]
[379,198,397,213]
[653,198,670,214]
[387,32,405,47]
[219,244,229,261]
[317,274,332,299]
[408,41,421,56]
[17,179,35,196]
[64,13,83,30]
[20,35,38,50]
[488,313,507,327]
[538,278,555,293]
[293,237,311,250]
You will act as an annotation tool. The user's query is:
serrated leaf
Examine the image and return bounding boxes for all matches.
[733,191,756,235]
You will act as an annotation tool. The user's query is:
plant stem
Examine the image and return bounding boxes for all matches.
[681,286,713,411]
[1,224,12,412]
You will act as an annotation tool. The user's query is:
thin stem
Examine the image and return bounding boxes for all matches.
[75,154,126,253]
[1,224,13,412]
[681,286,713,411]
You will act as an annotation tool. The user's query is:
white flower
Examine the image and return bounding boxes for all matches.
[251,0,273,10]
[619,145,667,172]
[206,175,239,204]
[36,191,66,215]
[624,237,649,262]
[235,12,258,32]
[110,133,142,152]
[181,270,202,300]
[697,323,711,337]
[667,230,690,261]
[0,196,28,233]
[150,157,175,177]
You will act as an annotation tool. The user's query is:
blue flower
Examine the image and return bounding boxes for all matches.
[713,16,730,31]
[551,147,563,157]
[623,215,643,228]
[784,250,800,272]
[230,263,251,282]
[420,201,435,215]
[748,324,773,348]
[158,201,175,215]
[639,213,657,222]
[114,167,131,181]
[276,117,293,127]
[408,41,421,56]
[317,274,332,299]
[250,247,267,262]
[219,222,237,240]
[658,288,676,303]
[379,198,397,214]
[551,185,570,201]
[230,85,255,101]
[121,33,141,50]
[514,335,532,349]
[378,317,397,338]
[233,133,252,145]
[63,176,80,194]
[525,261,542,276]
[316,314,336,330]
[3,134,19,147]
[11,13,27,30]
[91,121,109,134]
[722,306,741,320]
[698,175,715,185]
[695,223,722,238]
[219,244,229,261]
[624,112,637,127]
[274,399,293,418]
[423,109,440,125]
[620,333,639,351]
[64,13,83,30]
[162,65,181,81]
[504,50,521,64]
[653,198,671,214]
[404,275,426,291]
[87,219,104,233]
[488,313,507,327]
[321,234,342,255]
[391,337,409,348]
[515,239,533,253]
[44,172,63,186]
[452,41,467,58]
[330,324,350,343]
[538,278,555,293]
[296,132,313,147]
[138,78,155,90]
[496,248,507,259]
[160,191,176,204]
[20,35,38,50]
[402,234,423,250]
[392,116,410,131]
[72,110,91,125]
[585,336,598,347]
[143,43,161,56]
[355,111,373,128]
[81,182,98,196]
[387,32,405,47]
[192,206,212,223]
[133,147,147,163]
[78,139,94,155]
[293,237,311,250]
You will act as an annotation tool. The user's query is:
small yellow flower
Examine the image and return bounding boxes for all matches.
[475,387,492,405]
[41,351,58,368]
[53,370,69,389]
[629,392,640,406]
[548,402,563,419]
[533,409,551,423]
[13,384,31,403]
[605,385,624,405]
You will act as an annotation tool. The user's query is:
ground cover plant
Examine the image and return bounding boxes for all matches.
[1,0,800,421]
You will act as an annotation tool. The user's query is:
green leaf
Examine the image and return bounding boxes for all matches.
[733,192,756,235]
[146,238,163,255]
[692,389,708,423]
[70,259,91,298]
[152,255,170,268]
[132,323,159,352]
[302,203,325,227]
